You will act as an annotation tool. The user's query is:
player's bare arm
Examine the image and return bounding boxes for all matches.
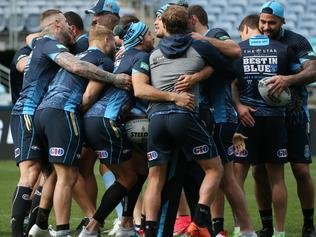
[81,81,106,112]
[55,52,132,90]
[231,79,256,127]
[190,32,241,59]
[16,56,29,73]
[132,72,195,111]
[267,60,316,95]
[175,65,214,92]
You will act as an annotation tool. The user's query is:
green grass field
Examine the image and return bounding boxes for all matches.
[0,160,315,237]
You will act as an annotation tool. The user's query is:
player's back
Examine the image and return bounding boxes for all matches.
[235,34,300,116]
[12,35,68,115]
[38,48,112,113]
[85,48,149,121]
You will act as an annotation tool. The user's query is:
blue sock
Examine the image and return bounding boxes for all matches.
[102,171,123,220]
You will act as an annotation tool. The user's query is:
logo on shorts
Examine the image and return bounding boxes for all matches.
[96,150,108,159]
[193,145,209,155]
[277,149,288,158]
[22,194,30,201]
[14,148,20,158]
[31,145,40,151]
[304,145,311,158]
[147,151,158,161]
[49,147,64,157]
[235,149,248,158]
[227,145,235,156]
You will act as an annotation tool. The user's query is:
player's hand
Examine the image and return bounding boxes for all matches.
[236,104,256,127]
[190,32,206,41]
[232,133,247,153]
[266,75,290,97]
[174,92,195,111]
[115,47,125,60]
[114,73,132,90]
[175,74,197,92]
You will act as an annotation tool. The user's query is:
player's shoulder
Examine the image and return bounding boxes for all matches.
[282,28,308,42]
[207,28,230,40]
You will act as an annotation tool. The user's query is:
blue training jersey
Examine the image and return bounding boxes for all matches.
[84,47,150,120]
[278,29,316,122]
[71,33,89,55]
[38,47,114,113]
[12,35,69,115]
[202,28,238,124]
[234,34,301,117]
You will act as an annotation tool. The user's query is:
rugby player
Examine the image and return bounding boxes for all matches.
[78,21,194,237]
[140,5,235,237]
[232,13,301,237]
[187,5,256,237]
[251,2,316,236]
[10,9,130,237]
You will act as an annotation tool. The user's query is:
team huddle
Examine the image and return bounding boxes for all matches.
[9,0,316,237]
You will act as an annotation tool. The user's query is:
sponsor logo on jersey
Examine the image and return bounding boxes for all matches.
[147,151,158,161]
[277,149,288,158]
[14,148,20,158]
[140,62,149,71]
[96,150,108,159]
[49,147,64,157]
[193,145,209,155]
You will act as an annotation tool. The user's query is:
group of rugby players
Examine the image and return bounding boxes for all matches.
[9,0,316,237]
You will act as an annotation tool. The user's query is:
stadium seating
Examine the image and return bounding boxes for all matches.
[0,0,315,43]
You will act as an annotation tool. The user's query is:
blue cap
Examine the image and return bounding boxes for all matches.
[85,0,120,16]
[155,3,170,17]
[260,1,284,19]
[123,22,149,50]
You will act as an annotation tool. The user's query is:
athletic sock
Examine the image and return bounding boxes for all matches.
[122,174,146,217]
[56,224,70,236]
[145,221,157,237]
[26,186,42,234]
[102,171,123,220]
[93,181,127,224]
[213,217,224,235]
[11,186,32,237]
[302,208,315,229]
[193,203,211,228]
[259,209,273,229]
[35,207,51,230]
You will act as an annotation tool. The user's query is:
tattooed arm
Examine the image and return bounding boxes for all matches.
[55,52,132,90]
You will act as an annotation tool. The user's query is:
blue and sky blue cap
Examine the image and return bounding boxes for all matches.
[155,3,170,17]
[260,1,285,19]
[123,22,149,50]
[85,0,120,16]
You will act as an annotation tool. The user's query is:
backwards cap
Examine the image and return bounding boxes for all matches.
[155,0,188,17]
[85,0,120,16]
[260,1,284,19]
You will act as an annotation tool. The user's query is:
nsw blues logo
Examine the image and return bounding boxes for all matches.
[96,150,108,159]
[193,145,209,155]
[147,151,158,161]
[49,147,64,157]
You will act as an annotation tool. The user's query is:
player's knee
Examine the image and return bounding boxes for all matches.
[293,166,312,183]
[117,171,137,191]
[18,161,41,187]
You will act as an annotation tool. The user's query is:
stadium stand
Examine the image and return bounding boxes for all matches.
[0,0,314,41]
